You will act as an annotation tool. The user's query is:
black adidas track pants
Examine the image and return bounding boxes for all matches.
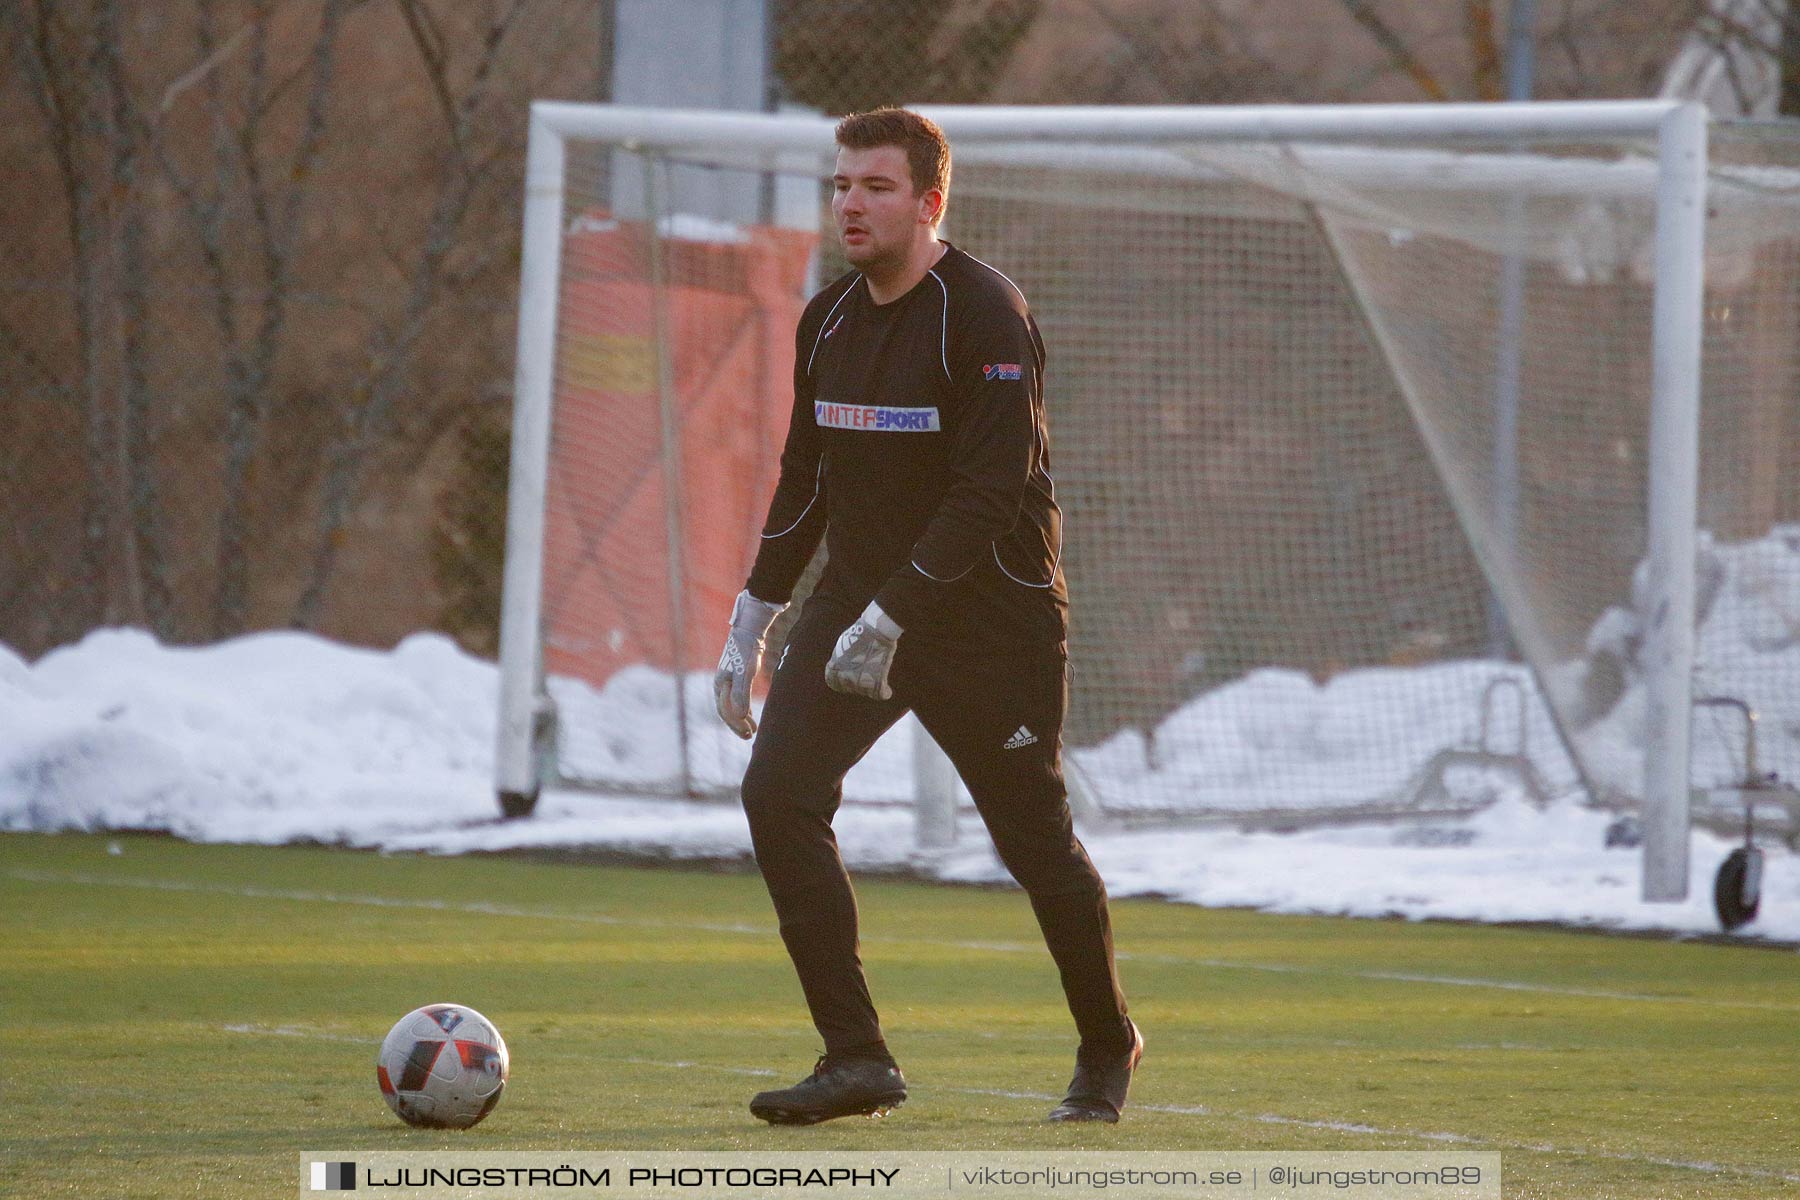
[739,595,1131,1059]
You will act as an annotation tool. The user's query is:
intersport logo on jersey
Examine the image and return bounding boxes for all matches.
[815,402,941,432]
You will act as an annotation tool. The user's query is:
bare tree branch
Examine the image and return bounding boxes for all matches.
[1336,0,1450,100]
[8,0,120,631]
[138,0,354,635]
[293,0,531,627]
[1193,0,1291,89]
[398,0,463,160]
[157,18,251,115]
[1464,0,1503,100]
[0,311,71,399]
[95,0,172,633]
[219,0,349,634]
[1077,0,1188,99]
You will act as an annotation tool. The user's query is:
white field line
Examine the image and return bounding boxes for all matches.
[218,1023,1800,1186]
[14,867,1799,1014]
[220,1022,370,1044]
[3,867,766,935]
[232,1021,1558,1057]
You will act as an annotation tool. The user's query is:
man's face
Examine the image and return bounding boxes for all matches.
[832,144,939,270]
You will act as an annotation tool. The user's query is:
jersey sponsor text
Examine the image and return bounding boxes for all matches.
[814,401,942,432]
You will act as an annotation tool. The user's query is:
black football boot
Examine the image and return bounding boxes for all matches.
[1046,1019,1143,1123]
[750,1055,908,1125]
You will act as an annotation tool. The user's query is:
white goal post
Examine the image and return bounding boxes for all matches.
[495,100,1717,902]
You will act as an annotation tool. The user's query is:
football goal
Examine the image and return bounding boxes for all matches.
[495,101,1800,903]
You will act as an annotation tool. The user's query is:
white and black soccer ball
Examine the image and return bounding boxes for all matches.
[376,1003,509,1129]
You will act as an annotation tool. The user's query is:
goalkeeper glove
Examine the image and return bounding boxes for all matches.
[714,590,786,739]
[825,601,903,701]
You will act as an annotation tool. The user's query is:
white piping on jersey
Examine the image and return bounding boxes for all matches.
[967,248,1052,500]
[821,251,1054,589]
[961,250,1030,308]
[936,251,1063,588]
[805,279,860,377]
[761,458,823,539]
[993,530,1061,588]
[927,268,952,383]
[992,415,1064,588]
[910,558,973,583]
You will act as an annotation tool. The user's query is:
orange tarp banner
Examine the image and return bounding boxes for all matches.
[541,215,817,692]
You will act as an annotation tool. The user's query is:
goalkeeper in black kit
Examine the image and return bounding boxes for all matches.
[711,108,1140,1126]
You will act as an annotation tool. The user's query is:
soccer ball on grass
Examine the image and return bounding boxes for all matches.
[376,1003,509,1129]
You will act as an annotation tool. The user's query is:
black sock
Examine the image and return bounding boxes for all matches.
[830,1039,895,1067]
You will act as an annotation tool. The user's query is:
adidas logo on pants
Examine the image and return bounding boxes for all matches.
[1004,725,1038,749]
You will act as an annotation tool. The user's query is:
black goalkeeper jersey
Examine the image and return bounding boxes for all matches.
[745,242,1068,649]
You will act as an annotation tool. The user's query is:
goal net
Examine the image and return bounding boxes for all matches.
[497,103,1800,902]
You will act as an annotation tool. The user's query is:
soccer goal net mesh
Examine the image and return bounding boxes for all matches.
[532,125,1800,829]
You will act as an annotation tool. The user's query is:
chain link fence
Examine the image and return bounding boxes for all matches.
[0,0,1764,673]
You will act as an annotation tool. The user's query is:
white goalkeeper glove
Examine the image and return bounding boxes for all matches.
[825,601,903,701]
[714,590,786,739]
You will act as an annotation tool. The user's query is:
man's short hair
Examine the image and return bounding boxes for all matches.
[835,107,951,225]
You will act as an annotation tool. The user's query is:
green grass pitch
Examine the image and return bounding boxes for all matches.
[2,831,1795,1198]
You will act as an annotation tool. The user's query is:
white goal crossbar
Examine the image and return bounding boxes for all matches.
[496,100,1709,902]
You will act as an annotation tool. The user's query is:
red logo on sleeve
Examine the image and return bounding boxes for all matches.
[983,363,1022,381]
